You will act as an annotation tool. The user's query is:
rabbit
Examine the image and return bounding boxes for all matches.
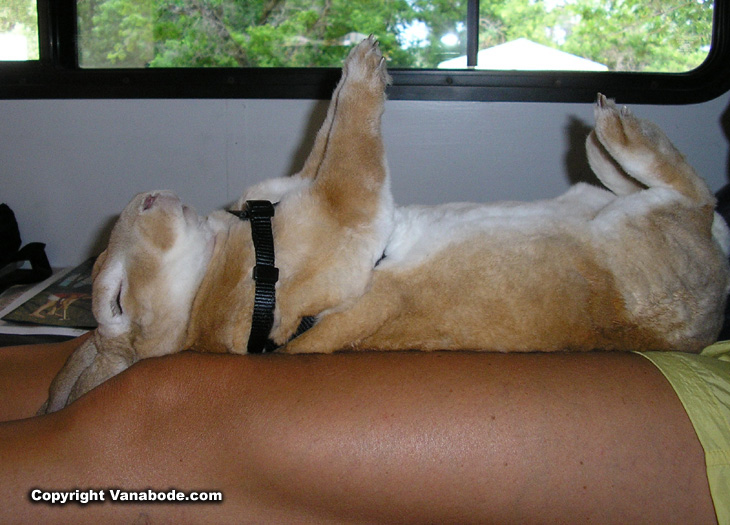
[40,36,730,413]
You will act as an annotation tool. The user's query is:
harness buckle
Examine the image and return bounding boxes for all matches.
[246,200,276,218]
[253,264,279,284]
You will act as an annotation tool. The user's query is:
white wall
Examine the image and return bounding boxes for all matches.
[3,92,730,267]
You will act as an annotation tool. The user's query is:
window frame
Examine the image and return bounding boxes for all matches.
[1,0,729,104]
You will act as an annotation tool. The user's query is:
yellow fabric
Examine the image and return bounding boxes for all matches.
[640,341,730,525]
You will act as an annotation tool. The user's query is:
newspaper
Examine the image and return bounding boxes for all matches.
[0,258,96,337]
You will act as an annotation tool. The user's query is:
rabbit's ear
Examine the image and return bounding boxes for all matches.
[91,252,130,337]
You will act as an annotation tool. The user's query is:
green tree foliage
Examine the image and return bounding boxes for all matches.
[1,0,38,59]
[562,0,713,71]
[0,0,36,32]
[78,0,155,67]
[73,0,713,72]
[473,0,713,71]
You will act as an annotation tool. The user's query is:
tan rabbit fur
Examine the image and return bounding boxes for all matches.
[40,36,730,413]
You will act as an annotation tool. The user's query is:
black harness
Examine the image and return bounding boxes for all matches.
[228,200,315,353]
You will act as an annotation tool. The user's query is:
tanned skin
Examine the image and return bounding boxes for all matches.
[0,337,717,524]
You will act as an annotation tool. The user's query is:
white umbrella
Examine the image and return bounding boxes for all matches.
[438,38,608,71]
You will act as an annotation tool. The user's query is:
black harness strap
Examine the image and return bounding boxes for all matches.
[228,201,316,354]
[229,200,278,353]
[247,200,278,353]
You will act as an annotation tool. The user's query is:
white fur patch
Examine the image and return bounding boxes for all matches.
[713,212,730,256]
[379,184,613,270]
[162,214,215,305]
[239,174,313,206]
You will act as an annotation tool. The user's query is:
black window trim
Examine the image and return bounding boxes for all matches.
[1,0,730,104]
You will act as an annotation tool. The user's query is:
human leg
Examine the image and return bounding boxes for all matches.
[0,349,717,524]
[641,343,730,524]
[0,334,88,421]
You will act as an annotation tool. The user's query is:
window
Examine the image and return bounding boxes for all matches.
[76,0,713,73]
[1,0,729,103]
[0,0,39,61]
